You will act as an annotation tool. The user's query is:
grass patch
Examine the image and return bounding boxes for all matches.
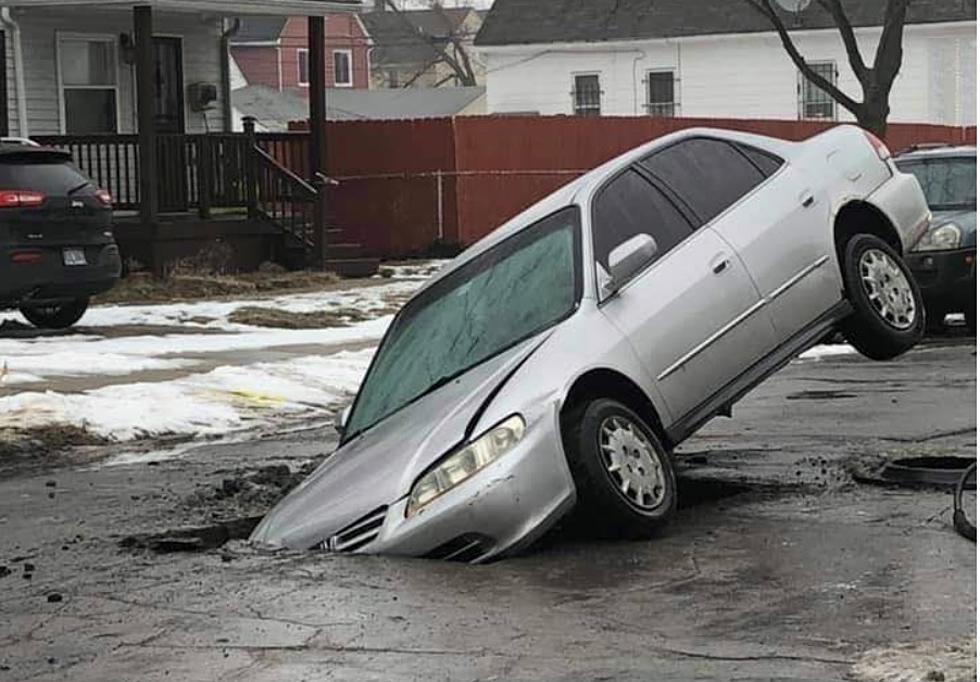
[226,306,373,329]
[96,270,342,305]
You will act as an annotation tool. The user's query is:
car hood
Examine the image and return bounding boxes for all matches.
[249,332,551,550]
[931,208,977,248]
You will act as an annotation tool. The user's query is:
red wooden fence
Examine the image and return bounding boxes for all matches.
[291,116,977,258]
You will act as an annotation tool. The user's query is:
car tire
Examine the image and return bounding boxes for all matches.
[561,398,676,538]
[19,297,90,329]
[838,235,924,360]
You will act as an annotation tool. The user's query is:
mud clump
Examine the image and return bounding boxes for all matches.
[0,426,109,479]
[184,462,319,519]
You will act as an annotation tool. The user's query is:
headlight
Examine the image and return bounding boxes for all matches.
[406,415,525,517]
[914,223,962,251]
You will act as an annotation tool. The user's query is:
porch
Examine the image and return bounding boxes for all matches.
[0,0,374,276]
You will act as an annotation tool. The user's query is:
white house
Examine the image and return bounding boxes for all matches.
[474,0,976,126]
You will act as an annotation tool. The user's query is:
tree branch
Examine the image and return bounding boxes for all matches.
[382,0,473,86]
[743,0,862,114]
[816,0,869,86]
[872,0,911,82]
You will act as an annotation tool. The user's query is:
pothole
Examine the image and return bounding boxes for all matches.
[119,516,261,553]
[853,455,977,488]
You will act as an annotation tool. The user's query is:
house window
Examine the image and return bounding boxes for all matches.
[297,49,309,87]
[799,61,837,120]
[333,50,352,87]
[58,35,118,133]
[573,74,601,117]
[646,70,676,117]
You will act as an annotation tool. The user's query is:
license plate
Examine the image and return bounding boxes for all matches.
[62,248,87,266]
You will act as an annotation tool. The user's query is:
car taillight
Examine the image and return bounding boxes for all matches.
[10,251,42,264]
[0,190,45,208]
[95,188,112,207]
[863,130,891,161]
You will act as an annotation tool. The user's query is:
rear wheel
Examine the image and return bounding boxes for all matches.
[838,235,924,360]
[19,297,89,329]
[561,398,676,537]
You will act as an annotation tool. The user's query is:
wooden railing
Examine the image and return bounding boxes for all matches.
[34,129,326,266]
[32,132,282,215]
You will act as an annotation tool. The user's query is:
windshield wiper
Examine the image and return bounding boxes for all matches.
[67,181,92,196]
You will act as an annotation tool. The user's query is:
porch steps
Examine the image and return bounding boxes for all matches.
[280,233,380,278]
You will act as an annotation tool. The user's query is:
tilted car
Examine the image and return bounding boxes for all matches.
[251,125,929,562]
[895,145,976,332]
[0,144,120,329]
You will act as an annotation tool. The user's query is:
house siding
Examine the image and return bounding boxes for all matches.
[233,45,282,91]
[481,22,977,126]
[5,7,226,136]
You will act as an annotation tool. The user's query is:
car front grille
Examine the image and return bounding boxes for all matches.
[319,506,388,553]
[425,533,494,563]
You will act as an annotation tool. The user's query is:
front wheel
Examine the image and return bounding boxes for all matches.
[19,297,90,329]
[561,398,676,538]
[838,235,924,360]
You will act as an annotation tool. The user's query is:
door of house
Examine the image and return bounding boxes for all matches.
[0,32,8,137]
[154,37,187,211]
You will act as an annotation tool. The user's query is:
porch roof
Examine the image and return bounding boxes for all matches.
[0,0,361,15]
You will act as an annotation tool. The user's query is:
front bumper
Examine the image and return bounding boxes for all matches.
[333,406,575,562]
[905,247,976,313]
[0,241,122,307]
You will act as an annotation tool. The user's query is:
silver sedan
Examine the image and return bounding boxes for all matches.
[251,125,929,562]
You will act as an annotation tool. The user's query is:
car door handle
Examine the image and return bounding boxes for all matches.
[800,190,815,208]
[712,257,731,275]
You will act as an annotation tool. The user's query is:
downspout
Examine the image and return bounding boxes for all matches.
[1,8,28,136]
[220,17,241,132]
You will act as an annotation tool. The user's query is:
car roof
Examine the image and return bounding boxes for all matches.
[418,126,799,295]
[895,145,976,161]
[0,143,71,158]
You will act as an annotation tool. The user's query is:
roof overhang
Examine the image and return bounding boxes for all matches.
[0,0,361,15]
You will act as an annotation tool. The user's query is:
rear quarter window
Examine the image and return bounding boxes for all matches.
[0,156,91,194]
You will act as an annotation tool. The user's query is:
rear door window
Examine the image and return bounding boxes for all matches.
[592,169,693,269]
[0,156,91,195]
[639,138,767,224]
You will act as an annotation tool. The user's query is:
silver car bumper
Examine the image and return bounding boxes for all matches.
[357,407,577,562]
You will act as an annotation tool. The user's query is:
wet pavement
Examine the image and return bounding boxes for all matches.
[0,340,975,681]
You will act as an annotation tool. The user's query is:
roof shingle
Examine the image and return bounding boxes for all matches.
[474,0,976,47]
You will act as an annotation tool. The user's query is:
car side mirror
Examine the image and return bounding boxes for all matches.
[605,233,658,296]
[335,405,351,436]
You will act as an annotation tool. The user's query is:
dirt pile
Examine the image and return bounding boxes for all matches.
[183,462,319,519]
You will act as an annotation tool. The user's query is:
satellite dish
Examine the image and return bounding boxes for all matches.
[774,0,812,12]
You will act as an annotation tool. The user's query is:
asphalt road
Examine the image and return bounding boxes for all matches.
[0,340,975,681]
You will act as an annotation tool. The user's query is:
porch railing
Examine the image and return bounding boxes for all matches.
[31,132,310,215]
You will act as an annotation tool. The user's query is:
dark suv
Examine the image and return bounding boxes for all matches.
[0,144,121,328]
[896,145,976,332]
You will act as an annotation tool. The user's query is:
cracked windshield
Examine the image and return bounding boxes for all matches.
[345,208,580,437]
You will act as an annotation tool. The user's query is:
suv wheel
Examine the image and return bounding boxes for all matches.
[561,398,676,537]
[19,297,89,329]
[839,234,924,360]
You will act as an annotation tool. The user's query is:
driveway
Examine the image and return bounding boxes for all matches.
[0,338,974,681]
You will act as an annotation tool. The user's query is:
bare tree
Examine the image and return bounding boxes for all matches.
[382,0,478,87]
[742,0,912,136]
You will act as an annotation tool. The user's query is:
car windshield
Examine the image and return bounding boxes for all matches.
[0,155,91,194]
[897,156,977,210]
[344,206,581,439]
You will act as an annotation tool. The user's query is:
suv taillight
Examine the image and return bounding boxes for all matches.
[95,188,112,207]
[0,190,45,208]
[863,130,891,161]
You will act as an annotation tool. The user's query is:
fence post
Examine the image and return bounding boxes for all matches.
[436,169,444,242]
[312,177,329,270]
[197,136,213,220]
[243,116,258,218]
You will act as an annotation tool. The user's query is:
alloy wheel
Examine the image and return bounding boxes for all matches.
[597,415,666,510]
[858,248,916,330]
